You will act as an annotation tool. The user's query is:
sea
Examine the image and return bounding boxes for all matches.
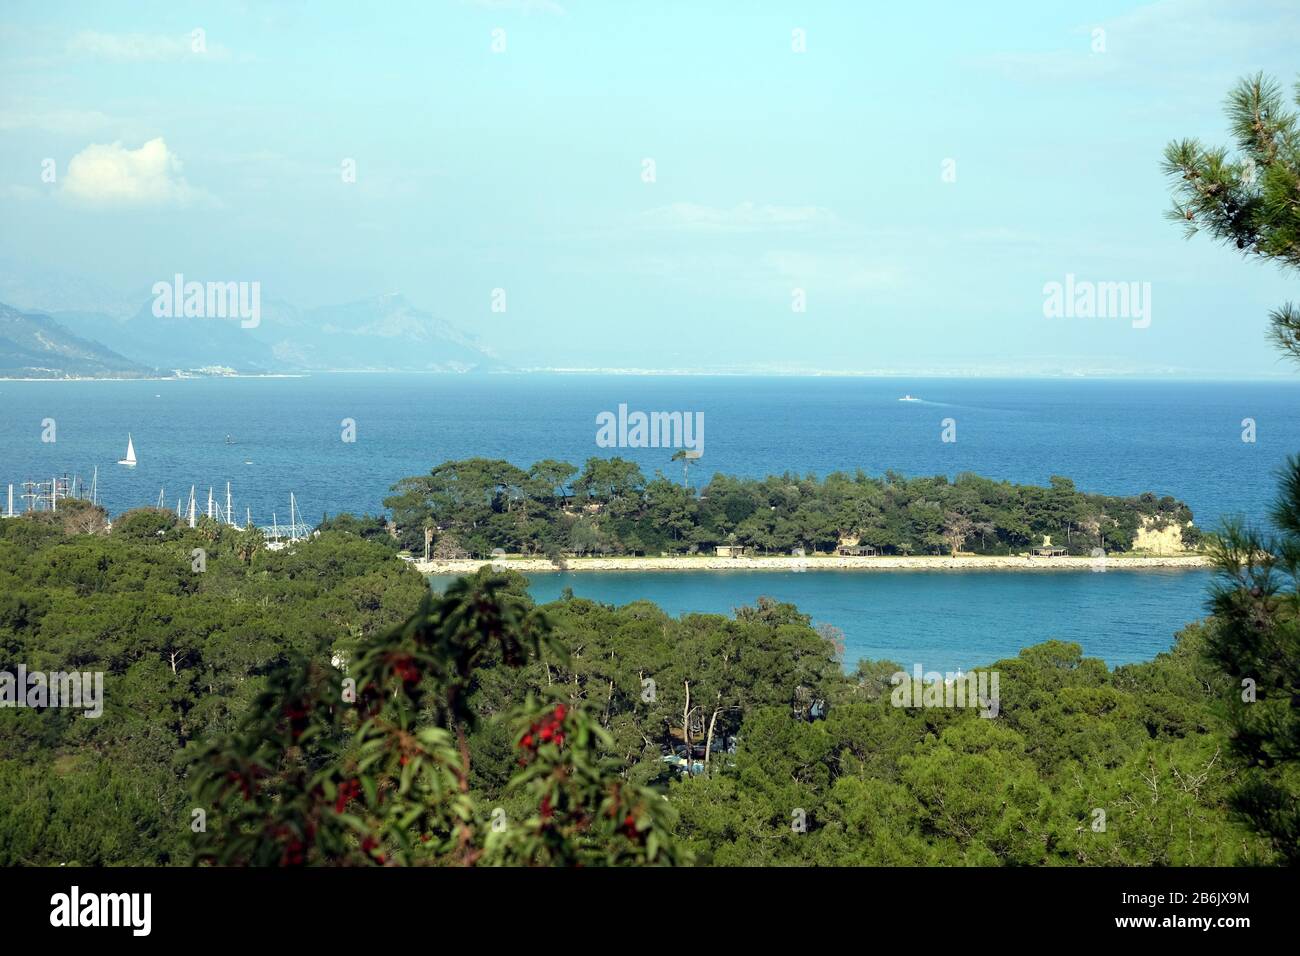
[4,374,1297,670]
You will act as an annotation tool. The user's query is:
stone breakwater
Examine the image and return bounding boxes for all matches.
[413,554,1211,574]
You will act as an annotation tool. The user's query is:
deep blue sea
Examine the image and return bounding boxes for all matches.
[4,374,1297,669]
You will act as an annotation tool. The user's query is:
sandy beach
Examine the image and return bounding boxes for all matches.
[414,553,1211,574]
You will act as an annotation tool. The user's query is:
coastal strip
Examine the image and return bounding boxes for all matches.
[414,554,1212,574]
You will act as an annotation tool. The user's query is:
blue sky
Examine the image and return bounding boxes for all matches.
[1,0,1298,376]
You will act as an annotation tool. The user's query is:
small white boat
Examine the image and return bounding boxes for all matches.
[898,395,921,403]
[117,433,137,467]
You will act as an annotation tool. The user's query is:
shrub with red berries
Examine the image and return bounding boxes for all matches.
[483,693,682,866]
[518,703,568,760]
[189,569,687,867]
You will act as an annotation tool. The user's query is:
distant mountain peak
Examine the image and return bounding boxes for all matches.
[10,282,510,375]
[0,302,153,378]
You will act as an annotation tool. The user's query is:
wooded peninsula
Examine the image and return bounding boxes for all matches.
[377,457,1202,563]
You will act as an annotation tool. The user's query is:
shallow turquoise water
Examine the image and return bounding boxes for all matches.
[430,567,1214,673]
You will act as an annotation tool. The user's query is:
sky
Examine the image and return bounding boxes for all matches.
[1,0,1298,376]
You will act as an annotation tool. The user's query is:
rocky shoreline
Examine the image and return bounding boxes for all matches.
[414,554,1211,574]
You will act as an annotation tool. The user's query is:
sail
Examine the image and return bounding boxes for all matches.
[118,433,137,465]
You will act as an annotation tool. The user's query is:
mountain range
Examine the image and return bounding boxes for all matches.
[0,284,508,378]
[0,302,153,378]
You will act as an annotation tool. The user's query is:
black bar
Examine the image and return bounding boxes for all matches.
[2,865,1284,942]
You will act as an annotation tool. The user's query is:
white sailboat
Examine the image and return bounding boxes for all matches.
[118,434,138,466]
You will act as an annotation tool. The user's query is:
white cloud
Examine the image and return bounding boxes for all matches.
[762,250,898,291]
[0,106,117,135]
[615,248,899,299]
[68,30,231,62]
[62,138,202,207]
[975,0,1300,86]
[638,201,837,233]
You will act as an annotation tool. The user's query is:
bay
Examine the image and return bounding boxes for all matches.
[2,373,1289,669]
[430,568,1213,673]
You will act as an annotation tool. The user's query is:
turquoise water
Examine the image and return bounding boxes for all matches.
[430,568,1214,673]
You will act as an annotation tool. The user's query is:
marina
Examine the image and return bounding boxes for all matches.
[2,471,312,544]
